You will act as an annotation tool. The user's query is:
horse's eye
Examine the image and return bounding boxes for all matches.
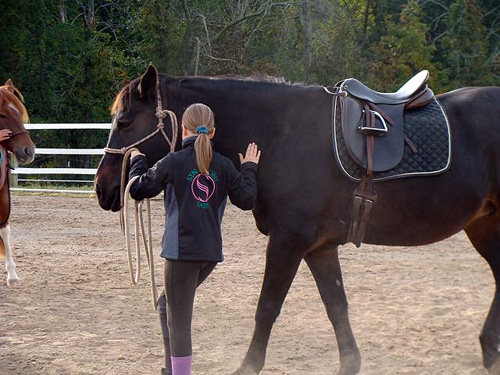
[116,120,131,129]
[112,116,130,129]
[113,111,133,129]
[0,114,6,119]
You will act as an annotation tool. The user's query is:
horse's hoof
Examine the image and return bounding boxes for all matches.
[232,364,259,375]
[7,277,21,287]
[488,358,500,375]
[337,353,362,375]
[337,367,362,375]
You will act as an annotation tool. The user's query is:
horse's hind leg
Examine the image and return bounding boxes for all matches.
[233,232,305,375]
[304,246,361,375]
[0,224,20,286]
[465,211,500,374]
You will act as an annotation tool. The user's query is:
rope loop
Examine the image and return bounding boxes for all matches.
[104,77,178,311]
[122,149,159,311]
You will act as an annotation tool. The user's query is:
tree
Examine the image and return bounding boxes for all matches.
[441,0,493,87]
[131,0,184,75]
[369,0,440,91]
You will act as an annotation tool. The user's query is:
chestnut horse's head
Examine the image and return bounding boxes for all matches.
[0,80,35,165]
[95,65,179,211]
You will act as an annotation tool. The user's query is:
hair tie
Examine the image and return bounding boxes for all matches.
[196,125,209,135]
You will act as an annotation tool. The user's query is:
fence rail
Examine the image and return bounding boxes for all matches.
[11,123,111,193]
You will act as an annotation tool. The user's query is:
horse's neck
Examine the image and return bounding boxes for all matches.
[172,77,306,162]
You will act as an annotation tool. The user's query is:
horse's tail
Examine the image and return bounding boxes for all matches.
[0,236,4,259]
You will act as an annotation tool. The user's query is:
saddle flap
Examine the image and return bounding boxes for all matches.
[339,96,405,172]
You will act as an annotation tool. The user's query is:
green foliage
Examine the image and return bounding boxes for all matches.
[441,0,492,87]
[132,0,185,75]
[311,1,371,85]
[369,0,441,91]
[0,0,497,173]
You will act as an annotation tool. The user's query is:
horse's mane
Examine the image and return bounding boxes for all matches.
[214,74,292,84]
[110,78,140,115]
[0,85,29,123]
[110,73,304,116]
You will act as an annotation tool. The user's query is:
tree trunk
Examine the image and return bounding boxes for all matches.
[299,0,312,83]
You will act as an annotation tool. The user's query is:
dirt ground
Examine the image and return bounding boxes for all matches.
[0,194,495,375]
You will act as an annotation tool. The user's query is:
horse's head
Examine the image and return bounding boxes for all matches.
[95,65,179,211]
[0,80,35,165]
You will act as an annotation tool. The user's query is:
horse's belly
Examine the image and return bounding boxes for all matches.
[361,178,484,247]
[364,217,466,247]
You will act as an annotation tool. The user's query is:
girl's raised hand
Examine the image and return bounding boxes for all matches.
[239,142,261,165]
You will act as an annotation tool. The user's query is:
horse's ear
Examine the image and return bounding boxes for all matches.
[4,79,24,102]
[4,79,15,93]
[139,64,158,98]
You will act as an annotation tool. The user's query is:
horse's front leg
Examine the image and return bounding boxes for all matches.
[233,232,305,375]
[0,224,20,286]
[304,246,361,375]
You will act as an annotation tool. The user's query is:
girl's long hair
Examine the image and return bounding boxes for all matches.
[182,103,215,175]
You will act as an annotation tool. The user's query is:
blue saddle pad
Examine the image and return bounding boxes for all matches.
[332,97,451,181]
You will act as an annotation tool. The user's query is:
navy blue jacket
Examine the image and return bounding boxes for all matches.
[129,137,258,262]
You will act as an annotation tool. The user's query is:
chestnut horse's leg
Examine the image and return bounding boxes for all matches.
[465,212,500,374]
[304,246,361,375]
[233,232,306,375]
[0,224,20,286]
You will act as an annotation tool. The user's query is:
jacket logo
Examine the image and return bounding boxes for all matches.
[187,169,218,208]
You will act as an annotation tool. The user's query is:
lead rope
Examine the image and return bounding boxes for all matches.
[123,170,158,310]
[112,83,178,311]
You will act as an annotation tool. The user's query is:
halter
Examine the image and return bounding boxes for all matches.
[104,77,179,218]
[103,79,179,156]
[10,130,29,137]
[103,77,178,311]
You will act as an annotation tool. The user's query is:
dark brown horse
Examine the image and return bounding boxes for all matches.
[94,65,500,375]
[0,79,35,286]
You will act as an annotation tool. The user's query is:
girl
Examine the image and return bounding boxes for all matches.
[129,103,260,375]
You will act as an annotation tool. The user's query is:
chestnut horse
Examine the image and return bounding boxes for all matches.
[94,65,500,375]
[0,80,35,286]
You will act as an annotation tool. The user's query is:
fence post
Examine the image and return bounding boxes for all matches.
[10,154,18,187]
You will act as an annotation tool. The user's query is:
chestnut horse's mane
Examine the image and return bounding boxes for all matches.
[0,85,29,123]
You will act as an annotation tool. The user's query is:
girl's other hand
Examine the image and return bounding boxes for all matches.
[239,142,261,165]
[130,150,145,159]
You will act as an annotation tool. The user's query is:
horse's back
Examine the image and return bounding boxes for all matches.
[438,86,500,186]
[438,86,500,133]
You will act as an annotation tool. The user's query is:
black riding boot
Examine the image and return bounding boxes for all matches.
[158,293,172,375]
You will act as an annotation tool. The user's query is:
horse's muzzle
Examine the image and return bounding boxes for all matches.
[15,146,35,165]
[94,181,121,212]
